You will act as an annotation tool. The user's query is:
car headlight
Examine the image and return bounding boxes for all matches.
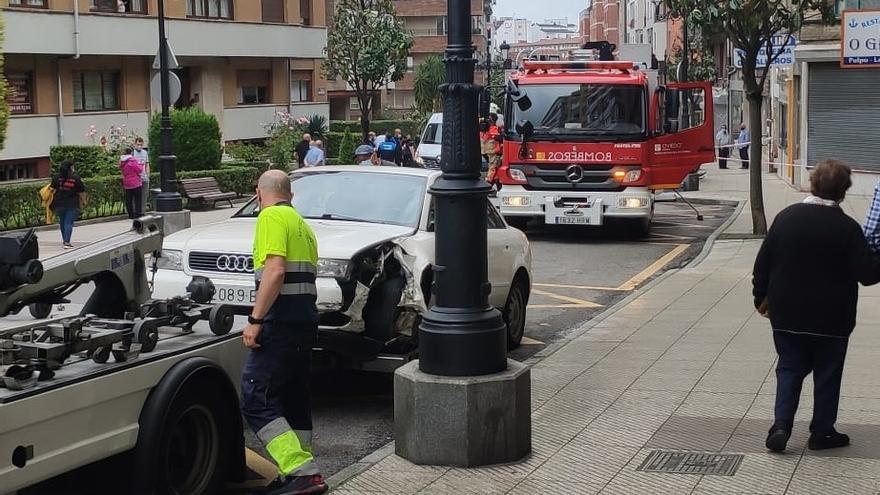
[156,249,184,271]
[502,195,531,207]
[619,197,649,209]
[317,259,353,279]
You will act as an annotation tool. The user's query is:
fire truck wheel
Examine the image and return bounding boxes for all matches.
[135,320,160,353]
[504,275,529,350]
[28,303,52,319]
[208,305,234,336]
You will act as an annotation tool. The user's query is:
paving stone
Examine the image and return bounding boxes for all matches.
[528,444,639,485]
[340,469,443,494]
[795,456,880,478]
[676,392,756,418]
[509,479,604,495]
[417,470,521,494]
[645,430,732,451]
[785,474,880,494]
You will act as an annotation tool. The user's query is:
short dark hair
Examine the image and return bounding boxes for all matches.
[810,160,852,202]
[135,137,144,144]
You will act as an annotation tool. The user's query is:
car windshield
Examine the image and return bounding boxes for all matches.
[421,123,442,145]
[234,171,427,228]
[510,83,646,140]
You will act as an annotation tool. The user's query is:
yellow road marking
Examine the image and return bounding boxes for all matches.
[616,243,690,291]
[530,289,603,308]
[534,282,628,292]
[521,336,545,345]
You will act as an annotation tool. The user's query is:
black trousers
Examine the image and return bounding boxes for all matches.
[719,148,730,169]
[773,331,849,434]
[124,187,143,219]
[739,147,750,169]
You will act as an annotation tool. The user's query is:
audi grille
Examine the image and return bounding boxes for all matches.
[188,252,255,274]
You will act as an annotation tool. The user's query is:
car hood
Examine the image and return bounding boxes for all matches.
[163,217,416,259]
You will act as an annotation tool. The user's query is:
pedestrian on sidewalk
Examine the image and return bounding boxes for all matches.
[716,124,731,169]
[753,160,880,453]
[119,148,145,220]
[132,137,150,210]
[737,123,750,170]
[295,133,312,168]
[241,170,328,495]
[303,140,325,168]
[50,161,86,249]
[863,182,880,253]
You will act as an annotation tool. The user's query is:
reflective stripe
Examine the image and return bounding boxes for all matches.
[254,262,316,282]
[258,418,319,476]
[280,283,318,296]
[295,429,313,452]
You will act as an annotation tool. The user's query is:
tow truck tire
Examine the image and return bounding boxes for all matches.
[132,358,244,495]
[134,319,160,353]
[28,303,52,319]
[504,275,530,350]
[92,346,111,364]
[208,305,235,336]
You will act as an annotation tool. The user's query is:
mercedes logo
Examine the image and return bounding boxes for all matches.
[216,254,254,273]
[565,164,585,183]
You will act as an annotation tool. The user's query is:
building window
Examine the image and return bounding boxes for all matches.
[471,15,483,35]
[73,71,119,112]
[0,161,37,182]
[8,0,47,7]
[7,72,34,114]
[91,0,147,13]
[406,56,414,72]
[349,97,361,111]
[237,70,269,105]
[187,0,232,19]
[437,16,448,35]
[291,71,312,102]
[262,0,284,22]
[389,90,414,110]
[300,0,312,25]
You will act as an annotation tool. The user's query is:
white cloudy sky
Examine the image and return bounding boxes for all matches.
[494,0,584,24]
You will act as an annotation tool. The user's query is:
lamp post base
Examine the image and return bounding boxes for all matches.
[394,359,531,467]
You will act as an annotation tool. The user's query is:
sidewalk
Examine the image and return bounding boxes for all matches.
[333,168,880,494]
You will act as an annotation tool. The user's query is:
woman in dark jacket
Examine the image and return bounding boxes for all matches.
[50,160,86,249]
[753,160,880,453]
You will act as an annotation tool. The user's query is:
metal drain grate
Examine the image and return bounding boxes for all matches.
[636,450,743,476]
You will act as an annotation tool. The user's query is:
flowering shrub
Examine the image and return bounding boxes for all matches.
[85,124,143,155]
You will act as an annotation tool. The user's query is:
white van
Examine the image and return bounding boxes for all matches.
[415,112,443,169]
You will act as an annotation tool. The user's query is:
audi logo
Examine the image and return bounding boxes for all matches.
[565,164,585,183]
[216,255,254,273]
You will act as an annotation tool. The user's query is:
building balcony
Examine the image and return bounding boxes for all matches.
[223,102,328,141]
[4,8,327,58]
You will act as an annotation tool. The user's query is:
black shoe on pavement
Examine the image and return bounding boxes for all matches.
[264,475,328,495]
[808,430,850,450]
[766,425,791,453]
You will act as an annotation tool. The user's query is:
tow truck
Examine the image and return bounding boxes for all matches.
[0,217,249,495]
[496,41,716,235]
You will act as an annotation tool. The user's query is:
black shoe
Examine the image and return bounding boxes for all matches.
[766,426,791,453]
[265,475,328,495]
[808,430,850,450]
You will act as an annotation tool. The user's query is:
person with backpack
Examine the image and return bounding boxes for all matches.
[119,147,145,219]
[377,132,400,165]
[49,161,86,249]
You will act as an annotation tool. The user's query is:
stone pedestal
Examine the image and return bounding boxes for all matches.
[154,210,192,236]
[394,359,531,467]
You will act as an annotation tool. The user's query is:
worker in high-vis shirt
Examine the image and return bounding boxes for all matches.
[241,170,327,495]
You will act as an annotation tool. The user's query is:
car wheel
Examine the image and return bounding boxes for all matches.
[504,277,529,350]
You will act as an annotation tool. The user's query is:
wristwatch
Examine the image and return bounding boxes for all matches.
[248,315,264,325]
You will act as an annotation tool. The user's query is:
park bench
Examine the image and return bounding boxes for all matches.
[177,177,237,209]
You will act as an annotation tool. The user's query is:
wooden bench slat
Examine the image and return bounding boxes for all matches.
[177,177,236,209]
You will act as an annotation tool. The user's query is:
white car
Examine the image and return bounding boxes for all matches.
[152,166,532,368]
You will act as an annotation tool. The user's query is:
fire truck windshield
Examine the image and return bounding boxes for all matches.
[509,83,646,141]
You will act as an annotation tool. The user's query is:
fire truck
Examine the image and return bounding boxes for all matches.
[496,43,716,235]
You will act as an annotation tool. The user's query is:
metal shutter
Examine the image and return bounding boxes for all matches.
[807,63,880,171]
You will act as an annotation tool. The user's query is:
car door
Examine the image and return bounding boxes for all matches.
[649,81,716,189]
[487,200,516,308]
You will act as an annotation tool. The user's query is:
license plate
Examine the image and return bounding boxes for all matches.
[555,216,592,225]
[215,286,256,305]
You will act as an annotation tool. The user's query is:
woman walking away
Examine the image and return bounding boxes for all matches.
[119,147,144,219]
[50,161,85,249]
[753,160,880,453]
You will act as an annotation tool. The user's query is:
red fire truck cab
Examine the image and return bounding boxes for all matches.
[497,58,716,234]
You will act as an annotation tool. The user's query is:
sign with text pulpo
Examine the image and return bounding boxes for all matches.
[841,9,880,68]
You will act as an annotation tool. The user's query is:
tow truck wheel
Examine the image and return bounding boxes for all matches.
[134,320,160,353]
[92,346,111,364]
[28,303,52,319]
[208,305,234,336]
[504,276,529,350]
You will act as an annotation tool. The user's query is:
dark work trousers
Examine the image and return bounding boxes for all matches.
[718,147,730,169]
[739,147,750,169]
[773,331,849,434]
[241,321,317,443]
[124,186,143,219]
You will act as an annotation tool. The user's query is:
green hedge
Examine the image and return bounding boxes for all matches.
[329,120,421,138]
[0,166,259,231]
[49,145,118,178]
[148,107,222,172]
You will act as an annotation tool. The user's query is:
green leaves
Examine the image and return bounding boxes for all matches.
[414,55,446,115]
[148,107,223,172]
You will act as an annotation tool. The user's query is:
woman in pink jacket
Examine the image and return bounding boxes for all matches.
[119,147,145,219]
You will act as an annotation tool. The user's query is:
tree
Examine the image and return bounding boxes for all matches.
[414,55,446,115]
[664,0,836,235]
[0,14,9,152]
[666,20,717,83]
[323,0,413,141]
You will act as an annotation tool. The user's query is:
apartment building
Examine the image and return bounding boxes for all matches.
[1,0,329,181]
[586,0,620,47]
[508,37,586,64]
[325,0,493,120]
[493,16,529,51]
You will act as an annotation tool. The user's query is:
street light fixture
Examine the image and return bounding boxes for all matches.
[155,0,183,212]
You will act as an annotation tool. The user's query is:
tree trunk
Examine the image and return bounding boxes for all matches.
[747,92,768,235]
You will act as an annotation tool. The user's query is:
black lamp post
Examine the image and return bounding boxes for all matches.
[155,0,183,212]
[500,42,512,70]
[417,0,507,377]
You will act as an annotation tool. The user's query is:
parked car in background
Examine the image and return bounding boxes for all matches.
[416,112,497,172]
